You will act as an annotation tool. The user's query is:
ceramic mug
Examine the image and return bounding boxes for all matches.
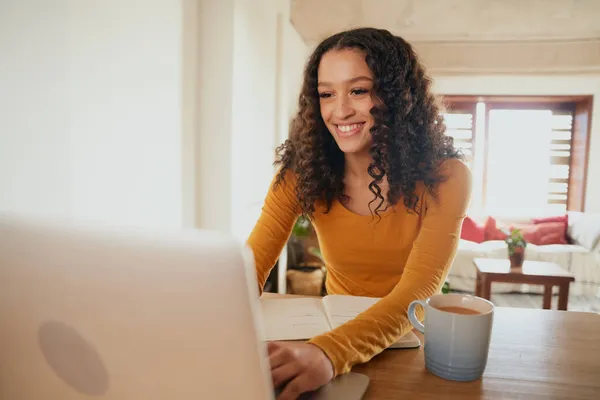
[408,293,494,381]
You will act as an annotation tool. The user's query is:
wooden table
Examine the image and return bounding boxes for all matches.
[263,294,600,399]
[352,307,600,399]
[473,258,575,310]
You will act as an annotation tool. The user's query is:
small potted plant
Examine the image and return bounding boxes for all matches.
[288,216,323,266]
[505,229,527,269]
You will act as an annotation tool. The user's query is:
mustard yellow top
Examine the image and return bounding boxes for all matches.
[247,159,472,376]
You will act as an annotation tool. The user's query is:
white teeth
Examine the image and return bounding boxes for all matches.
[338,123,362,133]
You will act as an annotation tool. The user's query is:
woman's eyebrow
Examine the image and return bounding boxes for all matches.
[317,76,373,87]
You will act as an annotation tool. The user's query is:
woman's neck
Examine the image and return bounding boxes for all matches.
[344,151,373,183]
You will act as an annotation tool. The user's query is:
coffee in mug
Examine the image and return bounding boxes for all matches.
[435,306,481,315]
[408,293,494,381]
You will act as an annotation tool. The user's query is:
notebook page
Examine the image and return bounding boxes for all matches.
[259,297,331,341]
[322,294,421,348]
[321,295,380,328]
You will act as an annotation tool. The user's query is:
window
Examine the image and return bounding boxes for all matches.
[442,96,592,216]
[443,103,475,168]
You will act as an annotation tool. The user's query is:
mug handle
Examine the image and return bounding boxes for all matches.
[407,300,426,334]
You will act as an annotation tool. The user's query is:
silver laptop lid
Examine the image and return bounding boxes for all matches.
[0,214,273,399]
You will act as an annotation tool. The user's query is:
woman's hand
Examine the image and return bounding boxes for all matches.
[268,341,335,400]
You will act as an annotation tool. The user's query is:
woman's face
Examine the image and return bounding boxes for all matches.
[317,48,375,155]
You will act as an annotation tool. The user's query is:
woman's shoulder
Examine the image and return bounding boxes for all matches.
[429,157,472,199]
[271,167,298,188]
[267,167,299,200]
[438,157,470,179]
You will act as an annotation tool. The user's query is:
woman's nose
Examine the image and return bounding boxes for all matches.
[334,97,355,119]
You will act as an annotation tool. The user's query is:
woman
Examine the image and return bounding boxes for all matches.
[247,27,471,399]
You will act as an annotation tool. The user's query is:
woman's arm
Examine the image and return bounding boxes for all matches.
[247,170,301,294]
[308,159,472,375]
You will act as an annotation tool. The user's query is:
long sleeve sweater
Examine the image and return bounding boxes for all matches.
[246,158,472,376]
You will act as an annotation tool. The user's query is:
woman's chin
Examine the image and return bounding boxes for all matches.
[334,136,371,154]
[338,146,364,154]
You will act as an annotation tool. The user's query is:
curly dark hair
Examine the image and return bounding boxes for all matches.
[274,27,461,218]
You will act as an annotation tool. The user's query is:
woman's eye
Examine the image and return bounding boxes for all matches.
[351,88,369,95]
[318,92,333,99]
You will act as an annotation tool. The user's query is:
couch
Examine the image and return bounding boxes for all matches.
[447,212,600,297]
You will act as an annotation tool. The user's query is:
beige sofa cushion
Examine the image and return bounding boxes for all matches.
[568,212,600,251]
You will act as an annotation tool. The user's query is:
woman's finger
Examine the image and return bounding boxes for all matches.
[268,347,290,370]
[267,341,281,354]
[268,342,297,370]
[277,372,312,400]
[271,362,300,389]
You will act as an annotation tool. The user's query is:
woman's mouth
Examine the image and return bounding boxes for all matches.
[335,123,365,138]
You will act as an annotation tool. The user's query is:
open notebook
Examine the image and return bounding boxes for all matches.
[260,295,421,349]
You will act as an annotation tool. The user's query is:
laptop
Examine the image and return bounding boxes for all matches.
[0,214,368,399]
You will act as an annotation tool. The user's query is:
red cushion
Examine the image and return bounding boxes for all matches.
[484,217,508,241]
[461,216,486,243]
[532,215,568,225]
[510,222,568,245]
[532,214,569,240]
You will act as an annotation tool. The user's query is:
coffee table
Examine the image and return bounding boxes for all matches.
[473,258,575,310]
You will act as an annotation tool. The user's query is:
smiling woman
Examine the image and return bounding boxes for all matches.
[246,27,471,399]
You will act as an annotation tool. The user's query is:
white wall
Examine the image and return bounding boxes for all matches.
[231,0,279,240]
[231,0,309,240]
[194,0,235,233]
[0,1,72,217]
[194,0,307,239]
[68,0,184,227]
[0,0,185,227]
[433,75,600,213]
[278,15,311,145]
[0,0,307,235]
